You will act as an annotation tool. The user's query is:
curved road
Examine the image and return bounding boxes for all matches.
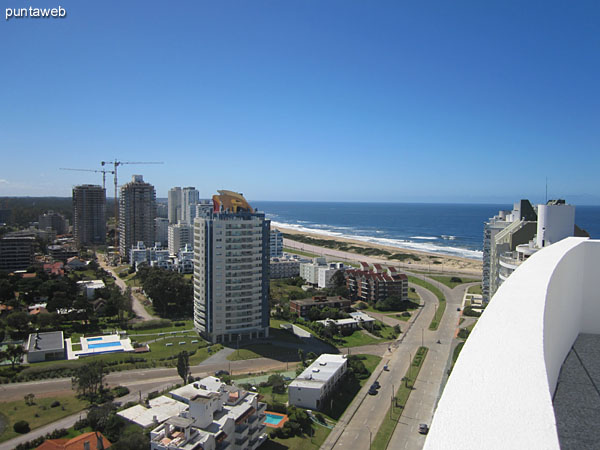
[98,257,155,321]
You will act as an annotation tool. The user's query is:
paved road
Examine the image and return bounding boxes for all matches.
[98,257,155,321]
[386,281,468,450]
[321,285,435,450]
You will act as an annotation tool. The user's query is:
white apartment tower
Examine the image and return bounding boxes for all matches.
[168,222,193,255]
[181,187,200,225]
[193,190,270,344]
[119,175,156,261]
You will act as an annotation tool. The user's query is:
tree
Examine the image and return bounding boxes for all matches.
[5,344,25,369]
[298,349,305,367]
[72,361,105,400]
[177,351,190,384]
[24,393,35,406]
[6,312,30,334]
[268,374,286,394]
[112,430,150,450]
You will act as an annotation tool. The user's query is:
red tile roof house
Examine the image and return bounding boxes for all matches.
[35,431,112,450]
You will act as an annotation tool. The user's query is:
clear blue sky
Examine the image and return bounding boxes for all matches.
[1,0,598,204]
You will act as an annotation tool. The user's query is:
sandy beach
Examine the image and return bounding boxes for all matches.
[275,225,482,276]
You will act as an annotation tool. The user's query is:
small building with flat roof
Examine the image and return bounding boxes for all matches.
[26,331,65,363]
[288,353,347,410]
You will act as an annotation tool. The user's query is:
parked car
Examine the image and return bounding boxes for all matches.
[371,381,381,389]
[383,364,389,371]
[368,387,378,395]
[457,307,461,311]
[215,370,230,377]
[418,424,429,434]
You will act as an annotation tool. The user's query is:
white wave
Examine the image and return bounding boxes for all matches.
[272,220,483,260]
[410,236,438,240]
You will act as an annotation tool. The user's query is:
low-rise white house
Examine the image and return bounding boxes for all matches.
[76,280,105,299]
[288,354,347,410]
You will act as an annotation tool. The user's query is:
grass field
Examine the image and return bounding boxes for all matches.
[468,284,483,295]
[372,347,428,450]
[408,276,445,330]
[428,275,480,289]
[227,344,298,362]
[0,394,88,443]
[282,247,319,258]
[263,424,331,450]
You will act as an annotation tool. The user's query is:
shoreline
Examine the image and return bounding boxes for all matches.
[275,225,482,276]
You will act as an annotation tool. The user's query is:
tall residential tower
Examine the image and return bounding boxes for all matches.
[119,175,156,261]
[72,184,106,247]
[193,190,270,343]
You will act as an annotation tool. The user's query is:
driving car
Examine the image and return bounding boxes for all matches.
[418,424,429,434]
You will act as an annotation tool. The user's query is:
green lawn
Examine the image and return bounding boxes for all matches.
[125,320,194,335]
[372,347,428,450]
[227,344,299,362]
[408,276,446,331]
[263,424,331,450]
[270,278,307,303]
[0,394,89,443]
[428,275,480,289]
[257,384,289,405]
[468,284,483,295]
[282,247,320,258]
[336,330,381,348]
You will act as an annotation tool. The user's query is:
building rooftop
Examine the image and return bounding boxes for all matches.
[27,331,64,353]
[290,354,347,389]
[117,395,188,428]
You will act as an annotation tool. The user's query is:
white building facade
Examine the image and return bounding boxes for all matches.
[193,191,270,344]
[288,354,348,410]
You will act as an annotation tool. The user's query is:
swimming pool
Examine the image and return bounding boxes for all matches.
[264,412,288,427]
[88,342,122,349]
[86,337,103,342]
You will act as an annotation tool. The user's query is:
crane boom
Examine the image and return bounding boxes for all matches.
[60,167,115,189]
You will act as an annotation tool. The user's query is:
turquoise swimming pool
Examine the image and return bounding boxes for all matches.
[88,341,122,349]
[264,413,286,426]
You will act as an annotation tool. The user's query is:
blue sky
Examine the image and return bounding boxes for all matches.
[1,1,598,204]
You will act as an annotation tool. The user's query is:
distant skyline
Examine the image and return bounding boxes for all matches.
[1,1,599,204]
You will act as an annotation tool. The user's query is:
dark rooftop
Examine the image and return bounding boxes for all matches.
[553,333,600,450]
[27,331,64,352]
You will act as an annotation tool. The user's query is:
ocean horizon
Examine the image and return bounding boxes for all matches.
[252,201,600,261]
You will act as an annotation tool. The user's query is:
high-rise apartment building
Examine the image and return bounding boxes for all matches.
[38,211,67,235]
[181,187,199,225]
[193,190,270,343]
[119,175,156,261]
[155,217,169,247]
[168,187,182,224]
[270,229,283,257]
[483,199,586,302]
[0,235,35,272]
[72,185,106,247]
[168,186,200,225]
[168,222,193,255]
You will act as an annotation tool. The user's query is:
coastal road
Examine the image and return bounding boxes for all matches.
[386,282,468,450]
[97,257,155,321]
[321,285,436,450]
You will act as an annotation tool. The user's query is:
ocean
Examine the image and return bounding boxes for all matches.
[252,201,600,260]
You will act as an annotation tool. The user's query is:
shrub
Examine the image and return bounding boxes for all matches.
[74,418,89,430]
[356,302,368,310]
[268,402,287,414]
[113,386,130,397]
[13,420,30,433]
[50,400,61,408]
[130,319,172,330]
[450,277,462,283]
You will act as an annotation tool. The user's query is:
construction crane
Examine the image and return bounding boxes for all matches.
[59,168,115,190]
[100,160,164,252]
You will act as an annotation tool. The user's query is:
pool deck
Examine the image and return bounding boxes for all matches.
[264,411,289,428]
[66,334,134,360]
